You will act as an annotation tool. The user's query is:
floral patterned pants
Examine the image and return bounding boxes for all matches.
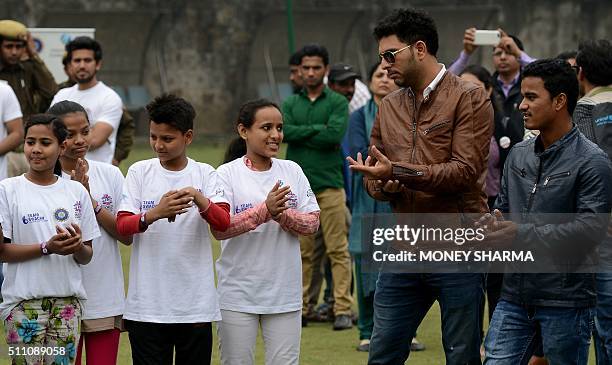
[4,297,81,365]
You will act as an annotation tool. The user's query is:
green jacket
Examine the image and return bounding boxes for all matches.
[0,56,58,117]
[282,86,348,193]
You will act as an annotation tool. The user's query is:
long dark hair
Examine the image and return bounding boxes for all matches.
[223,99,281,164]
[24,114,68,176]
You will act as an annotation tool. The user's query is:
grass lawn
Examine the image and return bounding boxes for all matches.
[0,141,597,364]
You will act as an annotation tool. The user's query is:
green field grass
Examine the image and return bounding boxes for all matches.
[0,141,597,364]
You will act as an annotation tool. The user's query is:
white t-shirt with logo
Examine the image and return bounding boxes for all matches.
[0,82,23,181]
[61,160,125,320]
[51,82,122,164]
[215,158,319,314]
[118,158,228,323]
[0,175,100,320]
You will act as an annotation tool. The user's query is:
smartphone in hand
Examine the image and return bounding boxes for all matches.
[473,30,501,46]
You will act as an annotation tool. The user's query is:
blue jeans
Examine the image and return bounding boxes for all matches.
[484,299,593,365]
[368,273,483,365]
[595,273,612,365]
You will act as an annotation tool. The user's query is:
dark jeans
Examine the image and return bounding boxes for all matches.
[125,320,213,365]
[484,299,593,365]
[595,273,612,365]
[368,273,484,365]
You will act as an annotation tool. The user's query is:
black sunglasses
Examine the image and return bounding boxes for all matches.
[379,44,412,64]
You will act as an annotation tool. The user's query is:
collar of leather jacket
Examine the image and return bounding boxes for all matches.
[533,124,579,156]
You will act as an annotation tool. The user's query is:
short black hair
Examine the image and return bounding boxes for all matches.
[299,44,329,66]
[289,49,303,66]
[522,58,579,114]
[556,50,578,62]
[24,114,69,176]
[460,64,493,90]
[65,36,103,62]
[576,39,612,87]
[373,8,439,56]
[146,94,196,133]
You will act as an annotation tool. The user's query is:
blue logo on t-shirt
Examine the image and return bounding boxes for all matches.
[141,200,156,211]
[21,212,48,225]
[287,193,298,209]
[235,203,253,214]
[54,208,70,222]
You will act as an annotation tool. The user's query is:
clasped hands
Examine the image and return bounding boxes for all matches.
[347,146,404,194]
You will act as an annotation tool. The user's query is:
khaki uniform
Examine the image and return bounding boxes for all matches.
[0,57,58,177]
[0,56,58,118]
[114,108,135,164]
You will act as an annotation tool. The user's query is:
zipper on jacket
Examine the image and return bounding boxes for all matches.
[511,165,526,177]
[543,171,571,186]
[410,94,419,213]
[526,158,543,213]
[423,121,449,135]
[411,96,418,163]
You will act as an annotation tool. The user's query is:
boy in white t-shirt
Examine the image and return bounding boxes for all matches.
[116,94,230,365]
[50,37,122,165]
[0,82,24,181]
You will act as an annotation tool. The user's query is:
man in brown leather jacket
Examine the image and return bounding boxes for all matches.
[349,8,492,365]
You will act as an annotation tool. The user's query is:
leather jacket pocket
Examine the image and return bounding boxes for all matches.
[422,120,450,135]
[543,171,571,186]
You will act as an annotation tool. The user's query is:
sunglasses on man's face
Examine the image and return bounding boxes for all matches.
[379,44,412,64]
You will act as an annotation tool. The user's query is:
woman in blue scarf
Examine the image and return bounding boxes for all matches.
[346,61,400,352]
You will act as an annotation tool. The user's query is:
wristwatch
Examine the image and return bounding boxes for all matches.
[40,241,49,255]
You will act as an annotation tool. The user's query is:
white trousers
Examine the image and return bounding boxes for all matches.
[217,309,301,365]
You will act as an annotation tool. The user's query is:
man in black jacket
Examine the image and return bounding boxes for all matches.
[482,59,612,364]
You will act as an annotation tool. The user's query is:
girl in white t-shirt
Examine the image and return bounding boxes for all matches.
[48,100,131,365]
[0,113,100,365]
[212,99,320,365]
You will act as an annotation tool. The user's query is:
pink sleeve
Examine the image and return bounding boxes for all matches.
[275,209,320,236]
[211,202,271,240]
